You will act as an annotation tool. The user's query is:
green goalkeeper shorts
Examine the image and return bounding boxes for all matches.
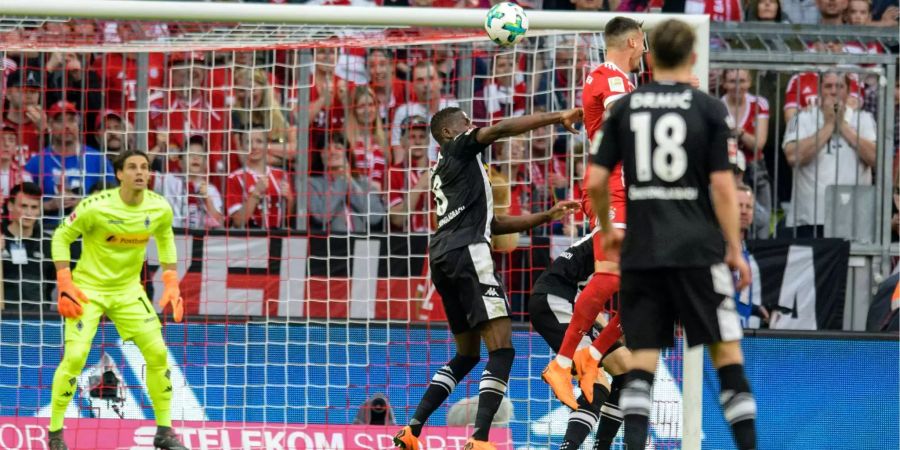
[64,284,162,344]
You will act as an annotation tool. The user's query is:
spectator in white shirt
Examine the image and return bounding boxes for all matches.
[782,71,876,237]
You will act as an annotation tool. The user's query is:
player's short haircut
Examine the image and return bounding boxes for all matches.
[9,181,42,201]
[113,149,151,173]
[737,184,753,194]
[604,16,643,50]
[430,107,464,143]
[649,19,695,70]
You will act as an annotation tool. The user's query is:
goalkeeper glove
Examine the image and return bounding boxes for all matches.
[160,270,184,323]
[57,268,89,319]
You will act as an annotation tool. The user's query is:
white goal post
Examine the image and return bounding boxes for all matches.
[0,2,708,448]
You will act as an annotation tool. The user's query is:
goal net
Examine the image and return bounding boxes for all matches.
[0,7,708,449]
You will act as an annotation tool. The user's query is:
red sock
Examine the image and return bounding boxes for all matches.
[558,273,621,359]
[591,313,623,356]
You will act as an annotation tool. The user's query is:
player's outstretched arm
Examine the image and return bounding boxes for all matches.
[491,200,579,235]
[476,109,583,145]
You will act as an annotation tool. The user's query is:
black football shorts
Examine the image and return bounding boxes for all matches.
[431,242,511,335]
[620,263,744,349]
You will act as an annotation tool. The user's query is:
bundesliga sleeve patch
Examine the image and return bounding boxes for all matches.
[66,211,77,224]
[727,138,739,164]
[608,77,626,93]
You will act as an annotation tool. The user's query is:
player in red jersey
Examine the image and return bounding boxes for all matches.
[541,16,643,421]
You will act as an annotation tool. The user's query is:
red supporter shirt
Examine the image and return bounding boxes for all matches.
[371,79,413,126]
[387,164,431,233]
[91,53,165,111]
[474,81,527,125]
[784,72,863,111]
[289,75,350,148]
[509,159,566,215]
[722,93,769,161]
[2,115,43,164]
[225,166,293,229]
[0,163,26,201]
[150,92,229,170]
[686,0,743,21]
[350,141,387,189]
[582,62,634,228]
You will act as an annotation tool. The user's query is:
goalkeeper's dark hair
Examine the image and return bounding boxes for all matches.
[649,19,695,70]
[604,17,643,50]
[113,149,151,173]
[430,107,464,144]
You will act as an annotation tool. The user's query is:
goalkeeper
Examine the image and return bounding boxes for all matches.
[47,149,188,450]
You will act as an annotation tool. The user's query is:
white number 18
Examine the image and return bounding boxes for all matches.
[630,112,688,182]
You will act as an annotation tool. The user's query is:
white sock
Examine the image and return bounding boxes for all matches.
[589,346,603,361]
[556,355,573,369]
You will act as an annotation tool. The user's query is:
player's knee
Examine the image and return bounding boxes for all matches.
[602,347,630,375]
[572,297,602,325]
[454,330,481,357]
[60,341,91,373]
[139,337,170,369]
[710,341,744,368]
[595,260,620,275]
[481,318,513,351]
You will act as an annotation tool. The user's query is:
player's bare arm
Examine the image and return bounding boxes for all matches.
[476,108,583,144]
[490,200,580,235]
[709,170,750,290]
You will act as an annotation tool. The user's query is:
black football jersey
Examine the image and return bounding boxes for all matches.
[532,229,597,300]
[429,128,494,258]
[592,81,732,269]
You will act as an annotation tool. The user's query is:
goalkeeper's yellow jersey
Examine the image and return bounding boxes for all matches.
[52,188,177,292]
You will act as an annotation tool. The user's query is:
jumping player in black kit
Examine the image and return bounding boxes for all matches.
[393,107,582,450]
[528,229,632,450]
[587,19,757,450]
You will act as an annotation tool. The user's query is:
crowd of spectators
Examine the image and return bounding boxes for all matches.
[0,0,896,315]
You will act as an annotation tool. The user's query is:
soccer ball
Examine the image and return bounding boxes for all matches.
[484,2,529,47]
